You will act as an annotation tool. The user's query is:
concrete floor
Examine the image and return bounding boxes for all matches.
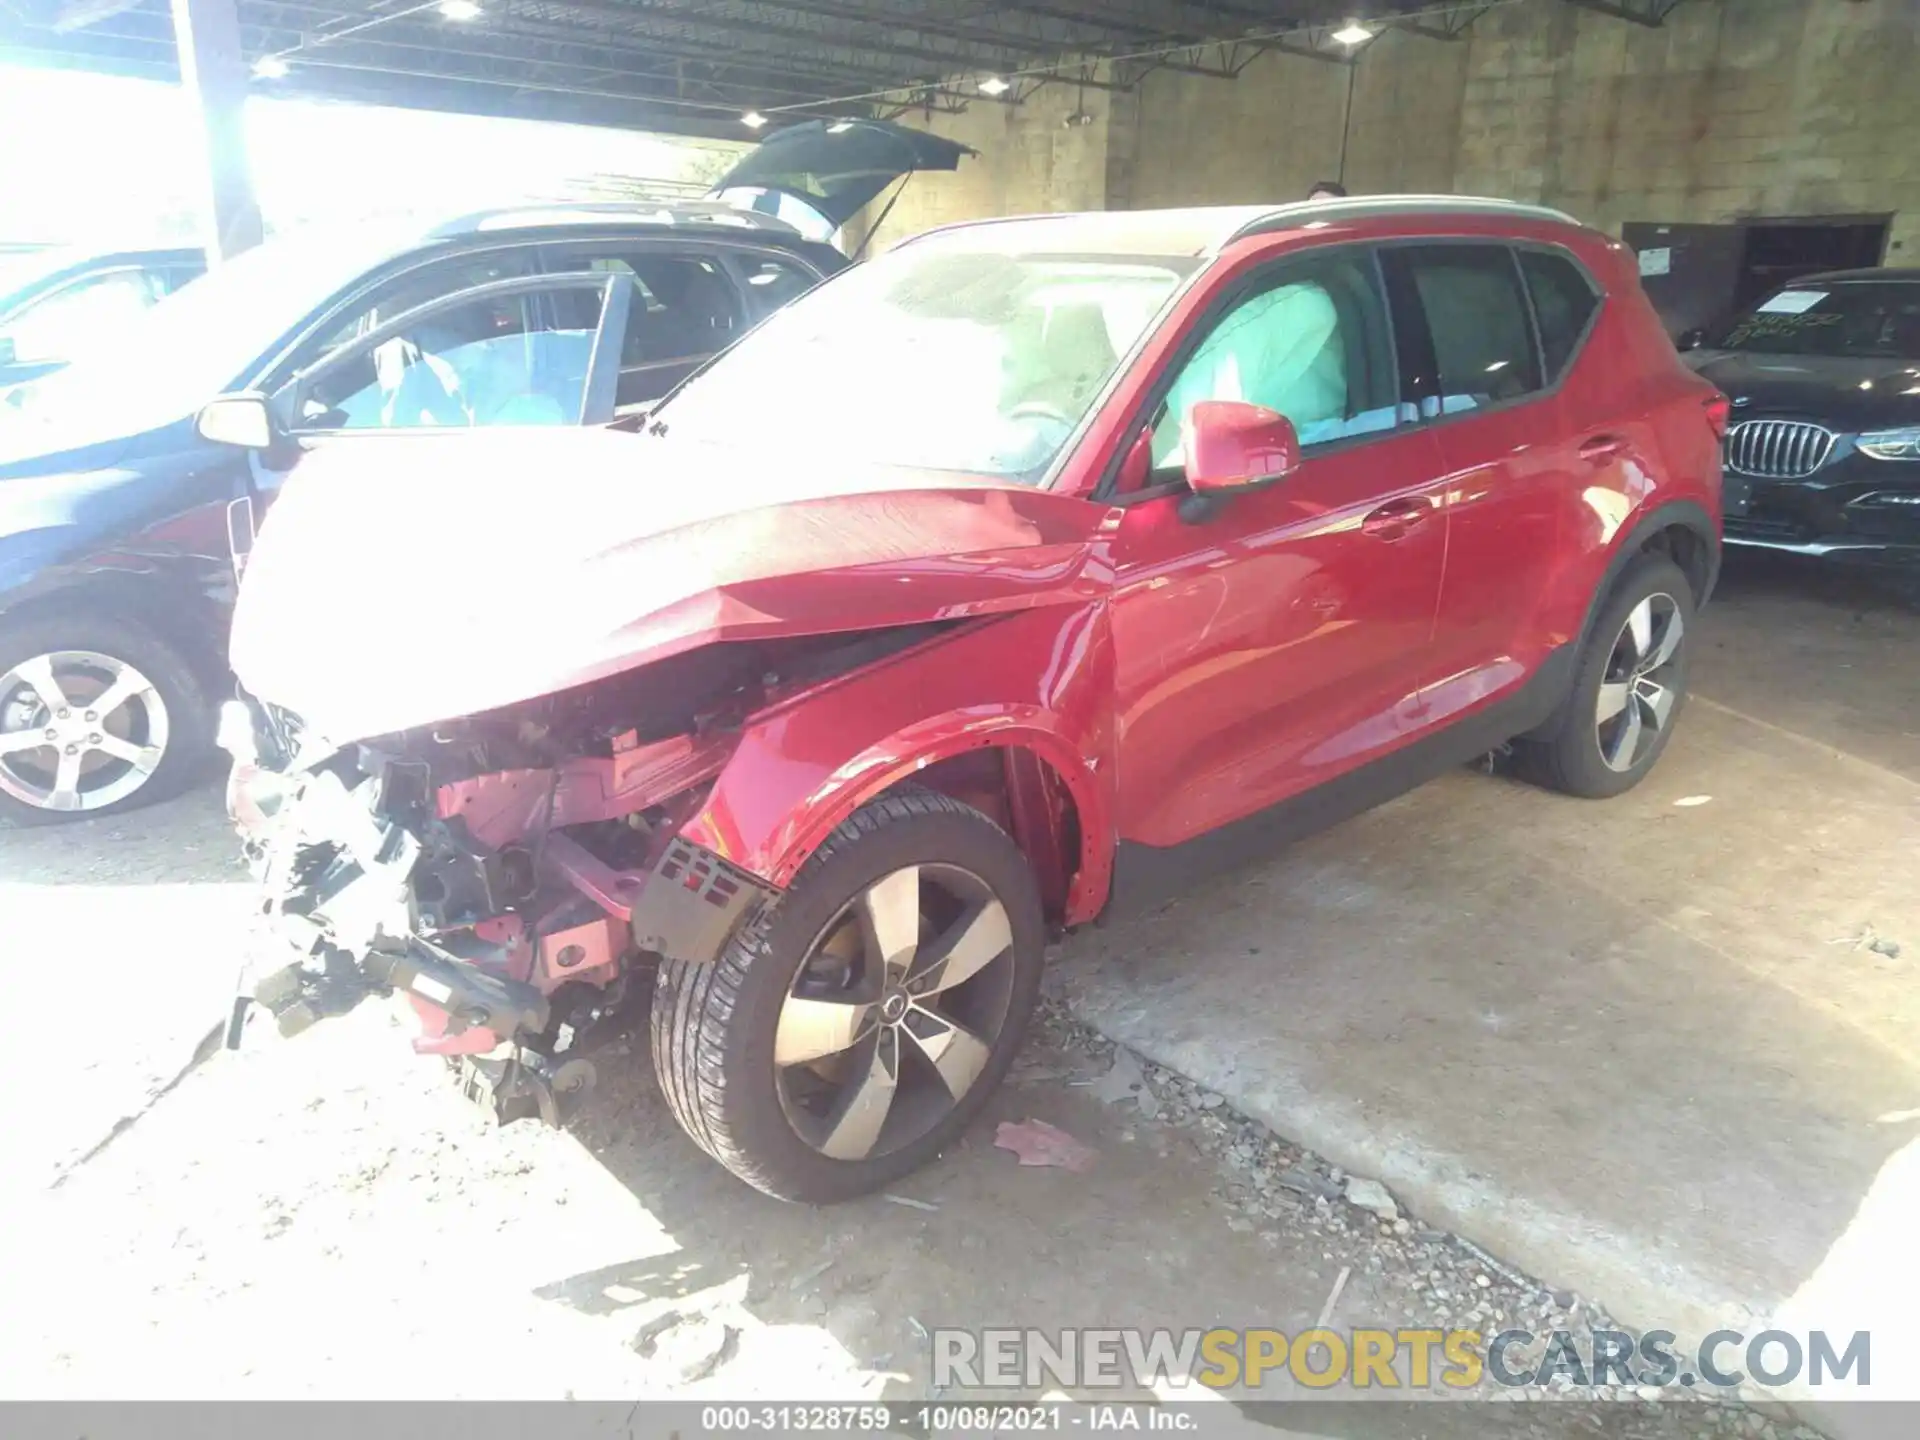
[1056,553,1920,1419]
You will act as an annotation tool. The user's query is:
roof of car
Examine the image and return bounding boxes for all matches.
[1788,267,1920,285]
[424,201,808,242]
[903,196,1582,260]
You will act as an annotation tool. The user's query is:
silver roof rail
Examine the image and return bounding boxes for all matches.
[1222,195,1583,249]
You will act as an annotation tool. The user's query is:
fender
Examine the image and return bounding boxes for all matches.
[1573,497,1719,652]
[1521,496,1718,743]
[680,603,1118,923]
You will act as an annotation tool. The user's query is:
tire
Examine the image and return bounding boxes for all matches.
[1526,554,1694,799]
[651,790,1045,1202]
[0,611,213,825]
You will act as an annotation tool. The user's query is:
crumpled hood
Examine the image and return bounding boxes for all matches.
[230,426,1100,744]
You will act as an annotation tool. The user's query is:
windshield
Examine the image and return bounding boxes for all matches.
[654,236,1192,481]
[1713,280,1920,360]
[1,223,423,448]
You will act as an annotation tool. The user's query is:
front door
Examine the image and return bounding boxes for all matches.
[1102,247,1449,850]
[226,270,633,574]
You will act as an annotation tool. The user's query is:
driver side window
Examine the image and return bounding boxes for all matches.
[1146,252,1399,476]
[296,287,605,431]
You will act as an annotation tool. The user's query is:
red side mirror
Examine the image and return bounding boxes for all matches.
[1185,400,1302,496]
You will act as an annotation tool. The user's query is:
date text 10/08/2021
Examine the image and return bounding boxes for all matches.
[700,1406,1185,1432]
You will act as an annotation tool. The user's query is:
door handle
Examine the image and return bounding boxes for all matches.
[1579,434,1626,463]
[1361,497,1428,540]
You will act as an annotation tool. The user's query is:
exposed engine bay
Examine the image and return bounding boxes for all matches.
[222,623,956,1125]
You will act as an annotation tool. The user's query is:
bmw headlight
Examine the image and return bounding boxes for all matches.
[1857,427,1920,461]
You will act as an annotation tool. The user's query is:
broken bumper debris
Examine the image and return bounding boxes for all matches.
[218,695,774,1126]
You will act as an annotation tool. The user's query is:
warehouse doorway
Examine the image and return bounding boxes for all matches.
[1623,214,1891,338]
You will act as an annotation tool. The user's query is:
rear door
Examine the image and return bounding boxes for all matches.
[540,242,799,414]
[1379,242,1592,728]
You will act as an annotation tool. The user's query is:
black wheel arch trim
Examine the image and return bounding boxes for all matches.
[1520,499,1715,744]
[1573,499,1718,660]
[0,567,230,694]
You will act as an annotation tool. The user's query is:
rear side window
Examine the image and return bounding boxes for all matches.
[543,249,743,366]
[1385,244,1543,413]
[1519,250,1600,381]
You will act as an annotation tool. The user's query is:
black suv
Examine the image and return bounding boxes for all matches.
[0,117,971,824]
[1683,269,1920,566]
[0,206,847,825]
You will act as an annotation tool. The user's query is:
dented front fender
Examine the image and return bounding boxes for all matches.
[680,604,1118,924]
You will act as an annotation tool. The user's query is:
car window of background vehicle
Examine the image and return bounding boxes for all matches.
[296,285,606,430]
[0,269,167,365]
[299,251,539,368]
[605,257,739,366]
[651,241,1192,483]
[1710,280,1920,359]
[1390,245,1545,414]
[541,249,746,407]
[1149,250,1400,474]
[0,223,420,453]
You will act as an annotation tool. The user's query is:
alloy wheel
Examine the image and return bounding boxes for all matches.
[0,650,171,813]
[774,862,1016,1162]
[1595,593,1683,774]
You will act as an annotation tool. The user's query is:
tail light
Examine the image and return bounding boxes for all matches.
[1704,392,1731,440]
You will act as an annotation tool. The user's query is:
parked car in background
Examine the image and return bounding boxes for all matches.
[215,197,1725,1202]
[1683,269,1920,568]
[0,117,971,825]
[0,246,205,397]
[0,207,848,824]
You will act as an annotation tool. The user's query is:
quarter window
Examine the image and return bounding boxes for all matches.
[1519,250,1600,381]
[1388,245,1543,413]
[737,255,822,312]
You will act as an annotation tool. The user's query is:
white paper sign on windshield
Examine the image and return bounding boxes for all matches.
[1756,290,1827,314]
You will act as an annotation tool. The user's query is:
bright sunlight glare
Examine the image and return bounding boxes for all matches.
[0,61,747,248]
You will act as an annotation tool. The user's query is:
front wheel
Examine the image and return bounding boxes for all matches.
[1526,554,1694,799]
[651,791,1045,1202]
[0,613,212,824]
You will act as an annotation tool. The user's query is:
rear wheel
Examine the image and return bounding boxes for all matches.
[1526,554,1693,798]
[0,613,211,824]
[651,791,1044,1202]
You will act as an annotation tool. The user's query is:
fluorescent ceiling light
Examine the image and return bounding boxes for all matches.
[439,0,482,18]
[1332,21,1374,45]
[252,55,289,78]
[978,75,1011,96]
[741,110,769,128]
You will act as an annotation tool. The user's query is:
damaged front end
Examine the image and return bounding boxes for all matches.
[220,664,778,1128]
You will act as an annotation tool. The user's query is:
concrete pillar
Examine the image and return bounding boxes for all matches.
[169,0,264,261]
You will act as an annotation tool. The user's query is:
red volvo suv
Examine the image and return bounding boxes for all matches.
[215,197,1727,1201]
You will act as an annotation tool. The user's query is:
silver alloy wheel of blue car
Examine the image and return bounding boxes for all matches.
[0,650,170,813]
